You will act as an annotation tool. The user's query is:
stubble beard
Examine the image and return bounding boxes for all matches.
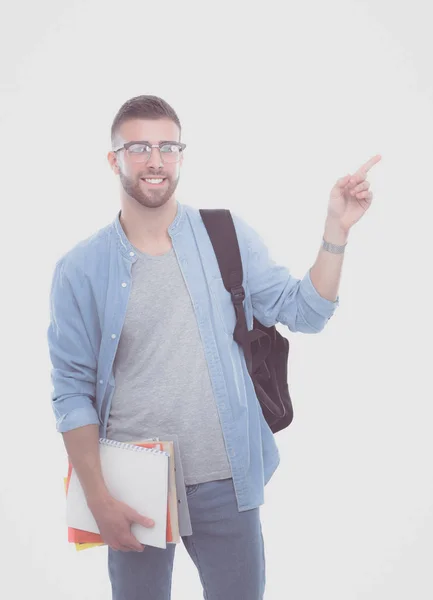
[119,171,180,210]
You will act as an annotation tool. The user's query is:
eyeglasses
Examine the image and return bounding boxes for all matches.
[113,141,186,164]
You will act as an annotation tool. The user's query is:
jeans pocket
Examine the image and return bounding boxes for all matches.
[186,483,200,496]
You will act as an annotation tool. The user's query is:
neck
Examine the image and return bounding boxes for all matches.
[119,197,178,253]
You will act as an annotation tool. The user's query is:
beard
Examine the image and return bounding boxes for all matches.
[119,169,180,209]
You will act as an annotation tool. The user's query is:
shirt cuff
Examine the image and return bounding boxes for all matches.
[56,406,101,433]
[300,270,340,319]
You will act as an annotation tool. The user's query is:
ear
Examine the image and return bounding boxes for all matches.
[107,151,120,174]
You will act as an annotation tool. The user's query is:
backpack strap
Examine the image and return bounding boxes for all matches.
[199,209,270,376]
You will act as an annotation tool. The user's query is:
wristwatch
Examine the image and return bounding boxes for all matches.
[322,238,347,254]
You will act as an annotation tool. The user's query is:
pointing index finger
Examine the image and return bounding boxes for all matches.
[358,154,382,175]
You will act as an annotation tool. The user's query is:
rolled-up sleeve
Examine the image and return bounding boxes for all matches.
[233,215,339,333]
[47,259,101,433]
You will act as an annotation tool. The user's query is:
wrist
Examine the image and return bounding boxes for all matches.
[85,485,112,510]
[324,218,349,246]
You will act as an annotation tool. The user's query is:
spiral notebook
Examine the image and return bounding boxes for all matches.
[64,442,175,551]
[66,438,170,550]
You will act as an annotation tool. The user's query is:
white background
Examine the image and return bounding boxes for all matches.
[1,0,432,598]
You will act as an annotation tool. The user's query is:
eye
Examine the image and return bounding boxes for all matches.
[160,144,180,154]
[128,143,150,154]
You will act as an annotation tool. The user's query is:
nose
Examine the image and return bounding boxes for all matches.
[146,147,163,170]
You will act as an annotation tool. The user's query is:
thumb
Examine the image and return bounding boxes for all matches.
[336,174,351,188]
[127,508,155,528]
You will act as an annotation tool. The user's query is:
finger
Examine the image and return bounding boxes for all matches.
[355,190,373,200]
[120,535,145,552]
[129,510,155,529]
[129,538,145,552]
[337,174,352,188]
[348,172,366,186]
[110,544,131,552]
[350,181,370,195]
[357,154,382,175]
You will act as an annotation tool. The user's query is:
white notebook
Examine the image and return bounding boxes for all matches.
[66,438,170,549]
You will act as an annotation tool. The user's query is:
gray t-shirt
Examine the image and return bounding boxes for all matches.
[106,246,232,485]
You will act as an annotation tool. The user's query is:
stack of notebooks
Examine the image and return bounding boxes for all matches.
[64,434,192,551]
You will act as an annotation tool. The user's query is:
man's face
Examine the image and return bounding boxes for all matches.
[110,118,183,210]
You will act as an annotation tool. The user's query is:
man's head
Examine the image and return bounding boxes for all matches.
[108,95,184,210]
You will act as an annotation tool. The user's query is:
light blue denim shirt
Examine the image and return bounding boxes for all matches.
[47,202,338,511]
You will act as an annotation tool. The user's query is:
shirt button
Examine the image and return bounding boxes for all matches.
[129,251,135,257]
[99,379,104,384]
[111,334,117,339]
[121,282,127,287]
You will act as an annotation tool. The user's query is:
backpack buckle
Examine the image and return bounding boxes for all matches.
[231,285,245,305]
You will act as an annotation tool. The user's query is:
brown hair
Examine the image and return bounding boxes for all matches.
[111,95,181,147]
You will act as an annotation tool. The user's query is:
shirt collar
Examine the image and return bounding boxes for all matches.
[112,201,185,260]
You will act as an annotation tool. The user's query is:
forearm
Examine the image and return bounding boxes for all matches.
[63,424,110,508]
[309,218,349,302]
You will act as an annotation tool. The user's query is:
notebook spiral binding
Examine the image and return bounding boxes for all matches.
[99,438,167,456]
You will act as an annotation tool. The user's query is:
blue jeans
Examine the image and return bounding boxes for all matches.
[108,478,266,599]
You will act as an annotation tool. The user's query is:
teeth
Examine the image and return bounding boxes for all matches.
[144,178,164,184]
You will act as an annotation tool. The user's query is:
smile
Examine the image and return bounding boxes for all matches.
[141,178,166,185]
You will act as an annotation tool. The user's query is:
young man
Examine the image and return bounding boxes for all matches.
[47,95,380,599]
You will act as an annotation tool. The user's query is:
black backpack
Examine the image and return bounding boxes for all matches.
[200,209,293,434]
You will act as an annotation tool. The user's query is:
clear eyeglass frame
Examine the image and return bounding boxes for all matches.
[113,141,186,163]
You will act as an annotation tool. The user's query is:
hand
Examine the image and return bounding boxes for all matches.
[88,494,155,552]
[327,154,382,233]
